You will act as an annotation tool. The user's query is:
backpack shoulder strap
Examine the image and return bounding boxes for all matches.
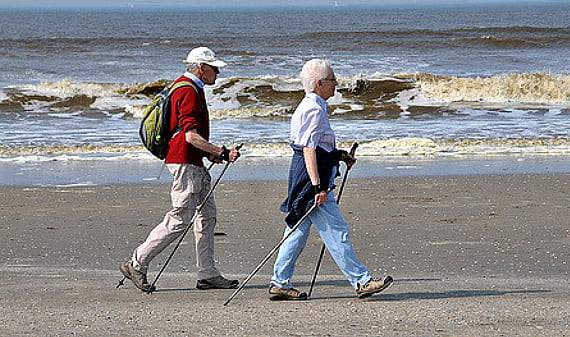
[165,80,201,138]
[168,80,198,95]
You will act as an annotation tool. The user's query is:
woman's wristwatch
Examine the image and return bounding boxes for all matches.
[312,184,326,194]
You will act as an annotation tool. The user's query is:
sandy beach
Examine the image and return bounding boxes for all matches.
[1,2,569,336]
[1,173,568,336]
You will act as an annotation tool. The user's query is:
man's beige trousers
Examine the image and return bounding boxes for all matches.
[132,164,220,280]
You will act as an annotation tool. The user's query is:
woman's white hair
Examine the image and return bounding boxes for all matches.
[300,59,332,94]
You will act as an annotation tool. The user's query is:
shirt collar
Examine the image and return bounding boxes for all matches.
[183,71,205,89]
[306,92,327,109]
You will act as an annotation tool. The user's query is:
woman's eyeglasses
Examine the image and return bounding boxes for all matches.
[321,77,337,84]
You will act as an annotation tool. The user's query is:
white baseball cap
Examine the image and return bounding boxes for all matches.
[183,47,227,68]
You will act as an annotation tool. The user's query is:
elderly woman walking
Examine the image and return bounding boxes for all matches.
[269,59,393,300]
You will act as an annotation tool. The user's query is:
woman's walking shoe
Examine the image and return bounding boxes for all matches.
[269,285,308,301]
[119,260,153,292]
[196,275,239,290]
[356,276,394,299]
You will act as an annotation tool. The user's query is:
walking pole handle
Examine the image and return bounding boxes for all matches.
[349,142,359,157]
[207,143,244,171]
[199,143,243,210]
[336,141,358,204]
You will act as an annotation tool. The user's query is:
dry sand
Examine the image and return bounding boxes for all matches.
[1,174,569,336]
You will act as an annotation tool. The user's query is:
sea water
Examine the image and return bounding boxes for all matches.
[0,4,569,166]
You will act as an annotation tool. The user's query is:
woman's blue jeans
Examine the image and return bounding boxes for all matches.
[271,191,372,290]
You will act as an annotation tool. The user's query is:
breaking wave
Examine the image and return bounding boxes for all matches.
[2,72,568,120]
[411,72,570,105]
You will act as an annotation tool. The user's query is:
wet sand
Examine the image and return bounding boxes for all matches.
[1,174,569,336]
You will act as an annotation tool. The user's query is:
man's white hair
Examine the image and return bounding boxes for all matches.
[300,59,332,94]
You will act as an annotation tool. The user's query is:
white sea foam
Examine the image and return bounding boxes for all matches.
[22,79,121,99]
[125,104,147,119]
[0,150,154,163]
[326,91,346,106]
[2,137,570,163]
[91,95,148,112]
[46,111,82,118]
[52,182,98,188]
[357,138,440,156]
[392,88,429,112]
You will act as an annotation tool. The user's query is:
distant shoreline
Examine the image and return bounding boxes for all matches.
[2,155,570,187]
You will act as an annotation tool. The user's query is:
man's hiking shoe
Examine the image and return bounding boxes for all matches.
[120,260,153,292]
[196,275,239,290]
[269,285,308,301]
[356,276,394,299]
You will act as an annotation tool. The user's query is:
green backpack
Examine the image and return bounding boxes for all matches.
[139,81,197,159]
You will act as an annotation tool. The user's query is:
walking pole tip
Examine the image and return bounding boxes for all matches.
[116,276,126,289]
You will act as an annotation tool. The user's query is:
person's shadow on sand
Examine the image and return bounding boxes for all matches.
[300,278,551,301]
[313,289,551,302]
[147,277,551,302]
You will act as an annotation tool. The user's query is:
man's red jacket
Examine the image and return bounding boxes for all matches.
[165,75,210,166]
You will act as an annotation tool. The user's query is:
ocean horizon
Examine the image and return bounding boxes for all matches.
[1,1,566,10]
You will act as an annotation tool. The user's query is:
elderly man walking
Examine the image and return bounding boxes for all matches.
[269,59,393,300]
[120,47,241,292]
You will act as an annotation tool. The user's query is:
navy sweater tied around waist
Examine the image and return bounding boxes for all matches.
[280,144,341,228]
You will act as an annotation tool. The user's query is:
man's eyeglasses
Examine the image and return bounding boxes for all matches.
[203,64,219,74]
[321,77,337,84]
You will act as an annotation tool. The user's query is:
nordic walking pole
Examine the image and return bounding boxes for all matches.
[307,142,359,298]
[223,203,318,306]
[144,144,243,294]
